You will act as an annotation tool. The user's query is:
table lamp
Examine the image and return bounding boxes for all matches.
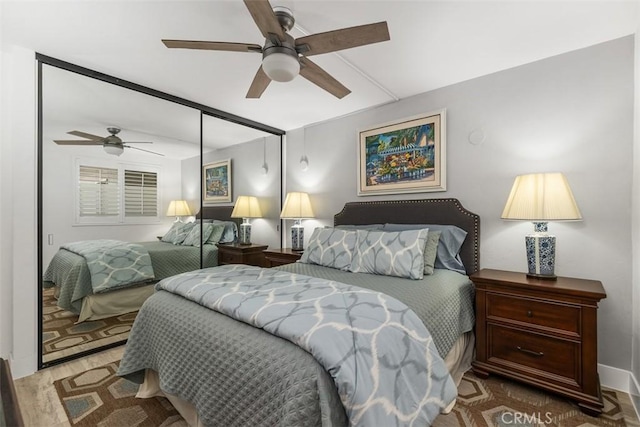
[280,192,314,251]
[166,200,192,222]
[231,196,262,245]
[501,172,582,280]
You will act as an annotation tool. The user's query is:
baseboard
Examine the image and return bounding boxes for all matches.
[599,363,632,392]
[599,363,640,419]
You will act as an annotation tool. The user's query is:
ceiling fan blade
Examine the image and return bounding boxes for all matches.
[54,140,104,145]
[67,130,104,141]
[296,21,390,56]
[243,0,285,41]
[162,39,262,53]
[299,57,351,99]
[121,141,154,144]
[246,66,272,99]
[124,145,165,156]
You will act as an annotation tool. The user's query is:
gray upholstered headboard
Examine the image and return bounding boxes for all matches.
[334,198,480,275]
[196,206,241,228]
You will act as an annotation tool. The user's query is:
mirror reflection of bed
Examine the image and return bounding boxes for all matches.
[40,60,283,366]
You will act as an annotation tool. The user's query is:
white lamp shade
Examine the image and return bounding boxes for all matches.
[231,196,263,218]
[166,200,192,217]
[280,192,314,219]
[262,53,300,82]
[501,173,582,221]
[103,144,124,156]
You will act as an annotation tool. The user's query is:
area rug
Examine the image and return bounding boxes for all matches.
[433,372,627,427]
[53,361,185,426]
[42,288,136,355]
[54,364,629,427]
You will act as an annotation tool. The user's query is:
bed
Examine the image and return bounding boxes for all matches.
[118,198,480,426]
[42,206,239,322]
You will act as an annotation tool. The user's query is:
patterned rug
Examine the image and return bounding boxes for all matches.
[42,288,136,356]
[53,364,630,427]
[53,361,185,426]
[433,372,627,426]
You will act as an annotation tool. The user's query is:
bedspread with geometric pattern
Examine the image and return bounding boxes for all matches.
[152,264,457,426]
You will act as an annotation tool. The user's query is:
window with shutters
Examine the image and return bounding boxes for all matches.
[75,160,160,225]
[124,170,158,218]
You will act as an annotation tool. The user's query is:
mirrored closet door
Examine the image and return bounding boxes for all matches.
[38,57,284,368]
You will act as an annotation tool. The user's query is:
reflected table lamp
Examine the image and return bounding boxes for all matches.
[280,192,314,251]
[166,200,192,222]
[501,172,582,280]
[231,196,262,245]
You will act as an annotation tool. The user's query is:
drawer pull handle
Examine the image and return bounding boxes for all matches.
[516,346,544,357]
[527,310,533,318]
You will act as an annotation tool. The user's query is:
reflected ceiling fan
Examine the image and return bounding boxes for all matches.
[53,127,164,157]
[162,0,390,99]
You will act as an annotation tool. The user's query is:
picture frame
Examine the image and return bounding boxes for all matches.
[358,110,446,196]
[203,159,232,203]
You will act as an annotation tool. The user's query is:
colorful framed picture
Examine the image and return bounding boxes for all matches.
[203,159,232,203]
[358,110,446,196]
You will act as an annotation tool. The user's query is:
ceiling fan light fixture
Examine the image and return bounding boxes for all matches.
[262,52,300,82]
[104,144,124,156]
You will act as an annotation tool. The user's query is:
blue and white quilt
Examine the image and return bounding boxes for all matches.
[61,239,154,293]
[157,264,457,426]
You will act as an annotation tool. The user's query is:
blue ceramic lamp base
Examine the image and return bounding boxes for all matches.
[525,222,557,280]
[291,221,304,251]
[239,220,252,245]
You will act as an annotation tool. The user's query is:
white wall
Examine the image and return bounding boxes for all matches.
[181,136,282,249]
[286,36,634,371]
[631,8,640,410]
[0,45,37,376]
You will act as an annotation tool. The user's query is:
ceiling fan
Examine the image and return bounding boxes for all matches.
[53,127,164,157]
[161,0,390,99]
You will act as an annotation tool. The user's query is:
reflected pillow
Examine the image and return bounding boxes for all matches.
[161,222,186,244]
[172,222,196,245]
[349,229,428,280]
[299,228,358,271]
[213,220,238,243]
[205,223,226,244]
[382,223,467,274]
[334,224,384,231]
[182,223,214,247]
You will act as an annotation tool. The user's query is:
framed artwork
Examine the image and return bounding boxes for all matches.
[203,159,232,203]
[358,110,446,196]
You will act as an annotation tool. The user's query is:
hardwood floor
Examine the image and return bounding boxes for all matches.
[12,346,640,427]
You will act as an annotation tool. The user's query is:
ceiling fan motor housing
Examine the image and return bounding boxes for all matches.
[262,32,300,82]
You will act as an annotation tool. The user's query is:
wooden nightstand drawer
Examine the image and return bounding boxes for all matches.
[220,251,242,264]
[488,325,579,386]
[487,293,580,336]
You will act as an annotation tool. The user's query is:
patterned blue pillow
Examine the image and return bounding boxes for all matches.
[349,229,428,280]
[161,222,185,244]
[182,223,215,247]
[172,222,196,245]
[213,220,238,243]
[382,223,467,274]
[299,228,358,271]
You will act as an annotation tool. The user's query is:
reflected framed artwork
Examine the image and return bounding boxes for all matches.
[203,159,232,203]
[358,110,446,196]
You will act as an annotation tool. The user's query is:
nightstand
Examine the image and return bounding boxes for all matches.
[471,269,607,416]
[263,248,302,267]
[216,243,268,267]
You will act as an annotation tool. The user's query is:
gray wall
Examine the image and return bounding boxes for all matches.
[632,17,640,401]
[285,36,634,370]
[181,136,282,249]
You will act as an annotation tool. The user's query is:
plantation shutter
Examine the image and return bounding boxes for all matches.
[124,169,158,217]
[78,166,119,217]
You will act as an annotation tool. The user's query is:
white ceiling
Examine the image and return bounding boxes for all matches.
[2,0,637,158]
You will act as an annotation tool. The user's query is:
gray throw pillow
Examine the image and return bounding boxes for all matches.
[299,228,358,271]
[161,222,185,244]
[205,223,226,244]
[172,222,196,245]
[182,223,215,247]
[423,230,441,275]
[349,229,428,280]
[213,220,238,243]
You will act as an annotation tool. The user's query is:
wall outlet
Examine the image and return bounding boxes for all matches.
[47,234,54,245]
